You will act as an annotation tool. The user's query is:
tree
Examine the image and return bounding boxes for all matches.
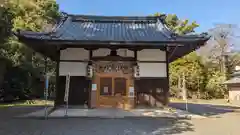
[155,13,205,98]
[155,13,199,35]
[200,24,238,74]
[198,24,240,98]
[155,13,240,99]
[169,52,206,98]
[0,5,13,43]
[0,0,59,101]
[205,70,226,99]
[0,3,14,90]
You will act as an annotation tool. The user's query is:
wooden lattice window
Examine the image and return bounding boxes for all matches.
[100,77,112,96]
[114,77,127,96]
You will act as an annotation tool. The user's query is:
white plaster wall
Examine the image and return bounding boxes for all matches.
[93,48,134,57]
[60,48,89,60]
[59,62,87,76]
[229,87,240,101]
[117,49,134,57]
[139,63,166,77]
[137,49,166,61]
[93,48,110,56]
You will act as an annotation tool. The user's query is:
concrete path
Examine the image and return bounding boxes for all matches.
[19,107,205,119]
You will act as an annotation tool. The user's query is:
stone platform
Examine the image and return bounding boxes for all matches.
[18,106,205,119]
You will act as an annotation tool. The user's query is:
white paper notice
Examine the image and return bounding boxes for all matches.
[92,84,97,91]
[156,88,162,93]
[104,87,108,93]
[129,87,134,93]
[129,87,134,97]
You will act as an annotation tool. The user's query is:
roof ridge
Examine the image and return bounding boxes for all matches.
[66,13,166,23]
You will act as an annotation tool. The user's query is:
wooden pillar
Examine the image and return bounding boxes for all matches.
[44,57,48,98]
[89,76,97,108]
[133,49,138,108]
[88,49,97,108]
[54,50,60,107]
[164,46,170,105]
[127,76,135,110]
[88,78,92,108]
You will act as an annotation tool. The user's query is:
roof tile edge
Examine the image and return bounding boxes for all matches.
[66,13,166,23]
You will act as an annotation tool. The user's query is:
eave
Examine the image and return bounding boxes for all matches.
[17,35,209,62]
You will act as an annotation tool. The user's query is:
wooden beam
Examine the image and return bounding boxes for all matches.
[137,61,166,63]
[60,60,89,63]
[91,56,135,61]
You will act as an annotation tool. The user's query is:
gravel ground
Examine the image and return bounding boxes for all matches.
[184,112,240,135]
[0,106,240,135]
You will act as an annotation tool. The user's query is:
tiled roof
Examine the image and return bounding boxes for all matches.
[224,77,240,84]
[231,71,240,77]
[16,14,209,44]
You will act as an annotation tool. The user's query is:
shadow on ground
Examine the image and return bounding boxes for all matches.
[0,105,45,119]
[121,117,194,135]
[0,117,194,135]
[169,102,240,117]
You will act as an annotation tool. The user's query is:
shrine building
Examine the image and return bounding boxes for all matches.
[15,13,209,110]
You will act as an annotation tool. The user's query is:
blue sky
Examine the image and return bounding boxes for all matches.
[56,0,240,33]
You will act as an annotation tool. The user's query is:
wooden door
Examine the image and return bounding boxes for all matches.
[97,74,129,108]
[68,76,89,105]
[114,77,127,96]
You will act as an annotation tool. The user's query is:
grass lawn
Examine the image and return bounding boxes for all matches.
[0,99,54,108]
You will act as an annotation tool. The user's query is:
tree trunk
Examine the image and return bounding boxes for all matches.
[178,75,181,98]
[182,72,187,100]
[0,59,7,89]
